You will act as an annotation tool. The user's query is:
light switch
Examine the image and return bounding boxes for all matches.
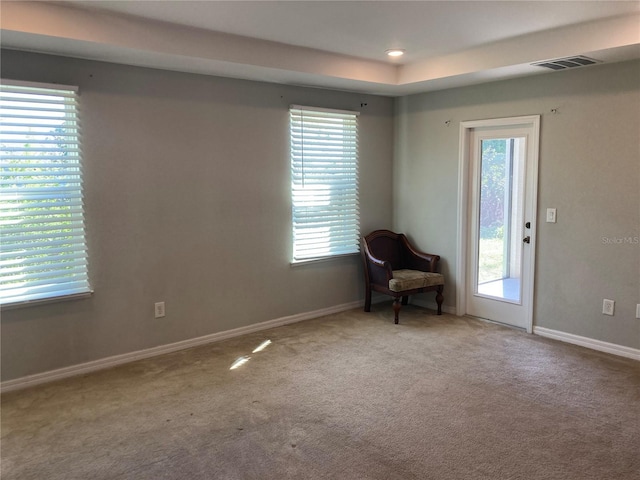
[546,208,557,223]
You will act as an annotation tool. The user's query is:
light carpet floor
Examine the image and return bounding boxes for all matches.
[2,304,639,480]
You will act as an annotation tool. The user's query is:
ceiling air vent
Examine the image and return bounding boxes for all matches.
[532,56,601,71]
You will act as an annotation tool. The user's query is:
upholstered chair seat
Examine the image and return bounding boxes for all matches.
[389,270,445,292]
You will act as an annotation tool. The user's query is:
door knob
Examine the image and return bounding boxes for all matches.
[523,236,531,244]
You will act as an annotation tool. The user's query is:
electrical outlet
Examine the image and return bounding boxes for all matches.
[154,302,165,318]
[636,304,640,319]
[602,299,614,316]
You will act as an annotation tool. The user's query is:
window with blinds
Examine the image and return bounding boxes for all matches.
[0,80,91,306]
[290,105,360,262]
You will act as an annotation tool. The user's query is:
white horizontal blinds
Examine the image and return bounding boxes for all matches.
[0,80,90,305]
[290,106,360,261]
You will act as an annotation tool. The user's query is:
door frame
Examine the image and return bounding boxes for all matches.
[456,115,540,333]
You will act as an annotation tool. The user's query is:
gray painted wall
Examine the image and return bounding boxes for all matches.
[0,51,394,381]
[394,60,640,349]
[2,51,638,382]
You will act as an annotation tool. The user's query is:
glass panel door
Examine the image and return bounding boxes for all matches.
[463,116,540,332]
[475,137,525,303]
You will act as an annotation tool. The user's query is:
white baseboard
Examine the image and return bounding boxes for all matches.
[0,300,362,393]
[12,303,633,393]
[410,297,456,315]
[370,293,455,315]
[533,326,640,361]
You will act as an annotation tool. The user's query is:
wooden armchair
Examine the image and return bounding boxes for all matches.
[362,230,444,324]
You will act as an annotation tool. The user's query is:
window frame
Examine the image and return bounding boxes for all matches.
[289,105,360,264]
[0,79,92,308]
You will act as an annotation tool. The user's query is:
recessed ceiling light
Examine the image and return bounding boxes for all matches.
[386,49,405,57]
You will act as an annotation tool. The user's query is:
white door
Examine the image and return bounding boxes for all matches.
[461,117,540,331]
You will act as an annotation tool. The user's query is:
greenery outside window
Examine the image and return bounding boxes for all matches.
[0,80,91,306]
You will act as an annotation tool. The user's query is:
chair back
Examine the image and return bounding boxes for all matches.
[363,230,405,270]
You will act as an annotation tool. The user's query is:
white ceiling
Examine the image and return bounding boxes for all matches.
[67,1,640,63]
[2,1,640,96]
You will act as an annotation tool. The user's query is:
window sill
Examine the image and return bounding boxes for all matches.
[290,252,359,267]
[1,291,94,311]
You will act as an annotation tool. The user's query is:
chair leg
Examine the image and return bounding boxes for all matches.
[435,285,444,315]
[401,295,409,305]
[364,287,372,312]
[393,297,402,324]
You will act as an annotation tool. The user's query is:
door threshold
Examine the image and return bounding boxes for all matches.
[463,314,527,332]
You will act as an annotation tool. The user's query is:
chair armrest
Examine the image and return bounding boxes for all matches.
[362,244,394,285]
[401,236,440,272]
